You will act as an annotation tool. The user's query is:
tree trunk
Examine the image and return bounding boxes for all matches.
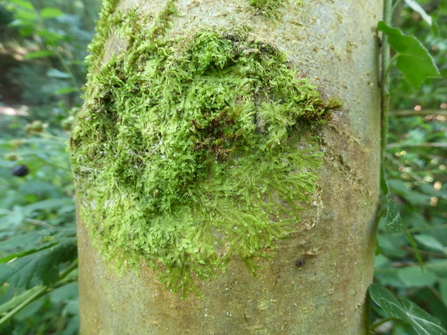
[73,0,382,334]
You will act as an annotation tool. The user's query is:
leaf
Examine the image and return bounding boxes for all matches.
[0,230,58,252]
[0,286,44,315]
[377,21,441,89]
[54,86,79,94]
[385,200,404,233]
[369,283,447,335]
[18,26,33,37]
[415,234,446,253]
[402,225,424,268]
[35,29,65,44]
[425,260,447,278]
[380,167,423,267]
[24,50,55,59]
[404,0,432,26]
[397,266,438,287]
[0,207,24,229]
[381,166,404,233]
[8,19,34,28]
[39,8,64,19]
[15,10,37,21]
[0,235,77,289]
[46,68,70,79]
[9,0,34,10]
[22,199,73,214]
[440,279,447,306]
[374,269,406,288]
[54,87,79,94]
[0,230,66,264]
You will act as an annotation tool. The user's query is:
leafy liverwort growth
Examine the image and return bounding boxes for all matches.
[69,1,340,297]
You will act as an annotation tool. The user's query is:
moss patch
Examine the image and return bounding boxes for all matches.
[248,0,296,18]
[70,0,340,297]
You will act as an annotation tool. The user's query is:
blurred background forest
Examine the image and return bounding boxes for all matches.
[0,0,446,334]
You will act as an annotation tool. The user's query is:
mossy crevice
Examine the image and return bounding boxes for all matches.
[70,0,340,297]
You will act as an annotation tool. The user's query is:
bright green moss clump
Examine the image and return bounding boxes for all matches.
[70,1,340,297]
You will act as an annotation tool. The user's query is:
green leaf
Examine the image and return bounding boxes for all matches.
[39,8,64,19]
[380,166,423,267]
[24,50,55,59]
[22,199,73,214]
[8,19,34,28]
[404,0,432,26]
[0,286,43,315]
[425,260,447,278]
[15,10,37,21]
[369,283,447,335]
[9,0,34,10]
[54,87,79,94]
[35,29,65,44]
[0,230,71,264]
[381,166,404,233]
[402,225,424,268]
[374,270,406,288]
[0,207,24,229]
[385,200,404,233]
[397,266,438,287]
[377,21,441,89]
[46,68,70,79]
[0,230,59,252]
[415,234,446,253]
[440,279,447,306]
[430,20,439,38]
[0,235,77,289]
[18,26,33,37]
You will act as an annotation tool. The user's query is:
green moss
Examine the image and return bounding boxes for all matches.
[70,0,340,298]
[85,0,120,71]
[248,0,295,18]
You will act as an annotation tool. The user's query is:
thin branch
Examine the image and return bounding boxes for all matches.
[0,210,55,229]
[380,0,393,160]
[390,156,423,182]
[390,109,447,117]
[22,217,55,229]
[0,286,48,326]
[401,246,447,259]
[387,142,447,148]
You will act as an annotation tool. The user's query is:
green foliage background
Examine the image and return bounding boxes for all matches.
[0,0,445,334]
[371,1,447,334]
[0,0,100,333]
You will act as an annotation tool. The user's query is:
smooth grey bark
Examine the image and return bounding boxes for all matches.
[77,1,382,334]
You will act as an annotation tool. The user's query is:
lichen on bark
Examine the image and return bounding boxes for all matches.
[69,0,340,297]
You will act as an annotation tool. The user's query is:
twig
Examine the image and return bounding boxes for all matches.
[0,210,55,229]
[387,142,447,148]
[390,156,423,182]
[390,109,447,117]
[380,0,393,160]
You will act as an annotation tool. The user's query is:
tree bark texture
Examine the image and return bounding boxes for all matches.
[77,0,382,334]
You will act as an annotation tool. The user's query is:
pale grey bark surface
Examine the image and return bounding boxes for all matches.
[77,1,382,334]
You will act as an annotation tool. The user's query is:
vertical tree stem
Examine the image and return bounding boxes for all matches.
[381,0,393,160]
